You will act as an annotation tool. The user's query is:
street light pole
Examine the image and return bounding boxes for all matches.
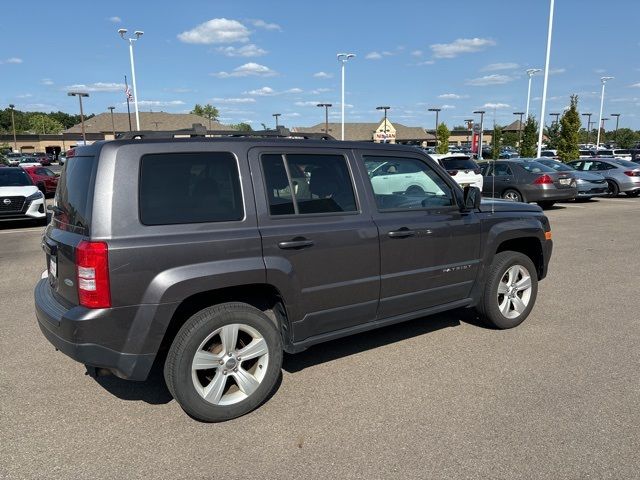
[108,106,116,137]
[600,117,609,145]
[537,0,555,159]
[272,113,281,129]
[473,110,486,160]
[596,76,614,149]
[8,104,17,151]
[524,68,542,122]
[582,112,592,145]
[550,112,560,125]
[513,112,525,147]
[119,28,143,131]
[376,106,390,143]
[610,113,620,145]
[337,53,355,141]
[67,91,89,143]
[428,107,441,148]
[464,118,473,146]
[317,103,332,135]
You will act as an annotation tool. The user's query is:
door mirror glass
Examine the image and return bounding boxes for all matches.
[463,186,481,210]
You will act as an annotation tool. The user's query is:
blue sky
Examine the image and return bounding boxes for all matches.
[3,0,640,130]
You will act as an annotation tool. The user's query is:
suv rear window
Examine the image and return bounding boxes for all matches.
[139,152,243,225]
[440,157,479,171]
[54,155,96,231]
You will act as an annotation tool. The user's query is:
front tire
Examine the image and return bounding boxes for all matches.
[164,302,283,422]
[502,189,523,202]
[476,251,538,329]
[606,180,619,197]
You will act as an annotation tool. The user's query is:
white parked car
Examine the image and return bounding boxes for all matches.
[0,167,46,223]
[430,154,483,190]
[367,160,444,196]
[598,149,632,160]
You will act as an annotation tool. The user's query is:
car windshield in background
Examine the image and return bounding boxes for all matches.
[519,161,556,173]
[0,169,33,186]
[611,159,639,168]
[539,160,573,172]
[440,157,478,171]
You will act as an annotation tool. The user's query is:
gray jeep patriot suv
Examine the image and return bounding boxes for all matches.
[35,126,552,422]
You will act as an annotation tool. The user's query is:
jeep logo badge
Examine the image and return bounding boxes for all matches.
[2,199,10,205]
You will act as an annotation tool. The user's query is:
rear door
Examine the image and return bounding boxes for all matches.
[358,151,481,319]
[249,147,380,342]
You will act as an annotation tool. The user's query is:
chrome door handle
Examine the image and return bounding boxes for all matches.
[278,239,315,249]
[388,229,416,238]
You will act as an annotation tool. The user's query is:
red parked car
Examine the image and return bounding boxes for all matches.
[22,166,59,195]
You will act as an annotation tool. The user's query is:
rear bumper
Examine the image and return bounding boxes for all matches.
[525,186,577,203]
[576,185,608,197]
[34,278,176,380]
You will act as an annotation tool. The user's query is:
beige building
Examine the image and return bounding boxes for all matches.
[292,120,434,145]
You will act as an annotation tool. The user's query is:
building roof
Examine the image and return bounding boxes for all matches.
[291,121,434,142]
[503,120,524,132]
[63,112,230,134]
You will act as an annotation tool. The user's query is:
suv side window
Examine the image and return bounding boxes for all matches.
[494,164,512,176]
[261,153,357,215]
[363,155,454,210]
[139,152,244,225]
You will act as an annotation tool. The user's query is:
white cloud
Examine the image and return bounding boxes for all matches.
[217,44,267,57]
[2,57,23,64]
[438,93,468,99]
[416,60,435,66]
[287,88,303,94]
[595,68,606,74]
[465,74,514,86]
[212,62,277,78]
[178,18,250,44]
[41,78,54,86]
[283,112,301,117]
[108,16,121,23]
[411,50,423,57]
[482,62,519,71]
[65,82,124,92]
[366,51,383,60]
[16,93,32,98]
[483,102,511,109]
[313,71,333,79]
[430,38,496,58]
[441,104,456,109]
[211,97,256,104]
[549,68,566,75]
[130,100,186,107]
[310,87,331,94]
[250,19,282,31]
[294,101,322,107]
[630,83,640,88]
[246,86,276,96]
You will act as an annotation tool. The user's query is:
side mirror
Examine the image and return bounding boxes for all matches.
[463,186,481,211]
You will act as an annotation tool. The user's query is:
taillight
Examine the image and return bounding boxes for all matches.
[447,170,459,176]
[533,174,554,184]
[623,170,640,177]
[66,148,76,158]
[75,241,111,308]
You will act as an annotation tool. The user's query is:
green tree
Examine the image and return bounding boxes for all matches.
[491,125,503,159]
[557,95,581,161]
[191,104,219,129]
[28,114,65,134]
[544,122,561,150]
[612,128,640,149]
[520,116,538,157]
[502,131,519,148]
[230,122,253,132]
[436,122,450,154]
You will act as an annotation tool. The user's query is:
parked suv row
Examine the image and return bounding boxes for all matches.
[35,127,552,422]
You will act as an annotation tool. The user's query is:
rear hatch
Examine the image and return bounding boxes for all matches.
[44,152,97,307]
[440,156,481,186]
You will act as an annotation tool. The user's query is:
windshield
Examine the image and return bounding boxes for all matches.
[539,160,573,172]
[519,161,556,173]
[611,159,639,168]
[0,169,33,187]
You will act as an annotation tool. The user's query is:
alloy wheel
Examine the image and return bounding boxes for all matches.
[496,264,533,319]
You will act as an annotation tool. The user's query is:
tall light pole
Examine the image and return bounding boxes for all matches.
[317,103,332,135]
[473,110,486,159]
[118,28,143,131]
[536,0,555,158]
[337,53,355,141]
[596,76,614,149]
[610,113,620,145]
[272,113,281,129]
[600,117,609,146]
[108,106,116,136]
[67,91,89,143]
[8,104,17,151]
[428,107,441,148]
[524,68,542,122]
[513,112,524,147]
[376,106,390,143]
[582,112,592,145]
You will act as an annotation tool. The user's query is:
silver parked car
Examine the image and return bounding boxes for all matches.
[536,159,608,200]
[567,158,640,197]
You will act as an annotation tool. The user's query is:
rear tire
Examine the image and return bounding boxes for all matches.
[476,251,538,329]
[537,201,555,209]
[502,189,523,202]
[606,180,619,197]
[164,302,283,422]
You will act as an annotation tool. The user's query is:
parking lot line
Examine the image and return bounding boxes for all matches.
[561,204,586,208]
[598,198,638,204]
[0,227,44,235]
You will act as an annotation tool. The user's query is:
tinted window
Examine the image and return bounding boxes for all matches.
[55,156,96,230]
[440,157,479,171]
[364,156,454,210]
[519,161,555,173]
[0,168,33,186]
[262,153,357,215]
[539,160,573,172]
[139,152,243,226]
[611,159,638,168]
[494,164,513,176]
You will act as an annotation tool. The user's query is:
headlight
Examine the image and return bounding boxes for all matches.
[26,191,44,201]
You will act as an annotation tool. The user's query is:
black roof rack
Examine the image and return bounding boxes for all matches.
[116,124,334,141]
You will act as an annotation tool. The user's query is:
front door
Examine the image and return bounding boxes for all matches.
[359,152,481,319]
[249,148,380,343]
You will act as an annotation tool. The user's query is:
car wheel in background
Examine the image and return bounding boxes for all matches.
[606,180,619,197]
[502,189,522,202]
[537,201,555,209]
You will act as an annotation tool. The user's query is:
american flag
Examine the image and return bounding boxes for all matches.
[125,85,133,101]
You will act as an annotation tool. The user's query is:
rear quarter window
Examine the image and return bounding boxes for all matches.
[139,152,244,225]
[54,155,96,231]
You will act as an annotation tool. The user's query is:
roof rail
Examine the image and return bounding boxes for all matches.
[116,124,335,141]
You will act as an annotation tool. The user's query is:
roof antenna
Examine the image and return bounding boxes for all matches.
[491,158,495,215]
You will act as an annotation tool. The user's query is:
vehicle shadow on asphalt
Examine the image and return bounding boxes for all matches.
[94,360,173,405]
[283,307,486,373]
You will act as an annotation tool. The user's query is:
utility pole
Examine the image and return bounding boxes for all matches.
[272,113,281,129]
[9,104,17,151]
[473,110,486,159]
[550,112,560,125]
[582,113,592,145]
[513,112,525,148]
[67,91,89,143]
[118,28,144,131]
[428,107,441,148]
[337,53,356,140]
[536,0,555,158]
[464,119,474,146]
[596,76,614,148]
[610,113,620,145]
[108,106,116,136]
[317,103,332,135]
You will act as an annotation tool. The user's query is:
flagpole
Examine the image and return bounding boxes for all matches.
[125,75,133,132]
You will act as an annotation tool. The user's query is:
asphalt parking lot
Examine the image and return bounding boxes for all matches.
[1,197,639,479]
